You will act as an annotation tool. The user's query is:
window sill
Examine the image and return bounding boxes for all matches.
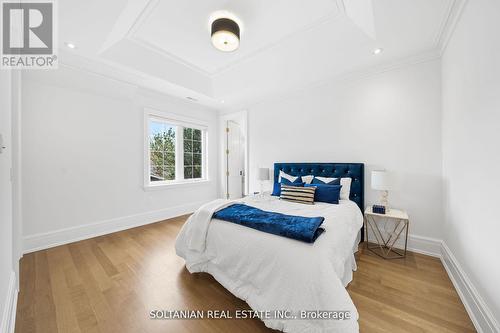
[143,179,211,191]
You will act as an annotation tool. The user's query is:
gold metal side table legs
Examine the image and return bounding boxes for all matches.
[365,215,409,259]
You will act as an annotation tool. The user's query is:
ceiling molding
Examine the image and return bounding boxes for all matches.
[53,0,460,112]
[56,53,223,111]
[119,0,215,77]
[99,0,152,53]
[126,0,160,37]
[126,0,343,78]
[128,36,214,77]
[210,10,343,76]
[336,0,346,13]
[239,49,441,111]
[434,0,468,55]
[110,0,456,80]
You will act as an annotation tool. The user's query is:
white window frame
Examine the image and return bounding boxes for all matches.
[144,109,209,189]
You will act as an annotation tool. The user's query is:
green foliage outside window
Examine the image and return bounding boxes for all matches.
[149,124,176,181]
[183,127,202,179]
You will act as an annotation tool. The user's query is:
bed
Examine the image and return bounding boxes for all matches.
[176,163,364,332]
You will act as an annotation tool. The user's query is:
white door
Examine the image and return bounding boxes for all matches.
[226,120,244,199]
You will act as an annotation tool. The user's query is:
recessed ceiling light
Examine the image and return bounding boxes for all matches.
[65,42,76,49]
[220,100,225,104]
[211,18,240,52]
[373,48,383,55]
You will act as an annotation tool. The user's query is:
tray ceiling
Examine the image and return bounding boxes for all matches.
[56,0,457,109]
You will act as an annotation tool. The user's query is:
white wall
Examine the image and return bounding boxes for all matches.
[442,0,500,324]
[246,59,443,241]
[21,67,219,251]
[0,70,14,332]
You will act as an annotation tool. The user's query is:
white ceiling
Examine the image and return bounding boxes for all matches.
[132,0,340,75]
[57,0,458,110]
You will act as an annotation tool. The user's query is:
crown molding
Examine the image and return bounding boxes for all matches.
[210,10,342,77]
[239,49,441,110]
[435,0,468,55]
[128,36,214,77]
[51,0,467,112]
[125,0,342,78]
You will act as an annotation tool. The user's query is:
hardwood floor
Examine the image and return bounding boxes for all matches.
[15,215,475,333]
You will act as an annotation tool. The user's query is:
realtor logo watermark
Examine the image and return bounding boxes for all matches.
[1,0,57,69]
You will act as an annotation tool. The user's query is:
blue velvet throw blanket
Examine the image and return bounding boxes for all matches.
[213,204,325,243]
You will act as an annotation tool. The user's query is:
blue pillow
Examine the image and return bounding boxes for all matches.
[272,178,304,196]
[311,177,341,185]
[304,184,342,204]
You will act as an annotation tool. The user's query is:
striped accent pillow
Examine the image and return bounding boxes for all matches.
[280,184,316,205]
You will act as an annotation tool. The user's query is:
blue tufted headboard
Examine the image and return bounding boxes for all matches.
[274,163,365,240]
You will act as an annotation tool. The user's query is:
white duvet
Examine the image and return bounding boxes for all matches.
[175,195,363,333]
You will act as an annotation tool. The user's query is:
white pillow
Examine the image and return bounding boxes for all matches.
[315,176,336,183]
[314,176,352,200]
[278,170,298,183]
[301,175,314,184]
[339,178,352,200]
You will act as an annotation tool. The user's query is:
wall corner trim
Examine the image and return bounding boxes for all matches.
[22,200,212,254]
[440,242,499,333]
[1,271,18,333]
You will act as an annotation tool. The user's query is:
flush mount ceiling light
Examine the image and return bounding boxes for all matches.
[211,18,240,52]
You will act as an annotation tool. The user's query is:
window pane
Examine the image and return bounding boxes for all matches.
[163,167,175,180]
[193,153,201,165]
[183,127,193,140]
[184,139,192,152]
[149,120,176,182]
[163,125,176,152]
[193,129,201,141]
[150,151,163,166]
[149,121,165,151]
[184,166,193,179]
[193,165,202,179]
[165,152,175,166]
[150,164,163,182]
[184,152,193,166]
[193,141,201,153]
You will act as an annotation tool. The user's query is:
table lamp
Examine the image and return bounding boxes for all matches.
[371,170,392,210]
[258,167,269,195]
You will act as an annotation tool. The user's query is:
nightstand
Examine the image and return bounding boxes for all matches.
[364,207,409,259]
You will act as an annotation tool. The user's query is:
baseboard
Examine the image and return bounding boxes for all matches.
[397,234,442,257]
[23,200,211,254]
[441,242,499,333]
[1,271,18,333]
[366,229,442,257]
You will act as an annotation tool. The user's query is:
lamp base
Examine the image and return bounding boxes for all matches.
[379,190,389,212]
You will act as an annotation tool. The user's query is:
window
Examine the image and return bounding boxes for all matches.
[145,111,207,187]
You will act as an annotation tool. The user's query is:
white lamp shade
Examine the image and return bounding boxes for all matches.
[371,170,392,190]
[258,168,269,181]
